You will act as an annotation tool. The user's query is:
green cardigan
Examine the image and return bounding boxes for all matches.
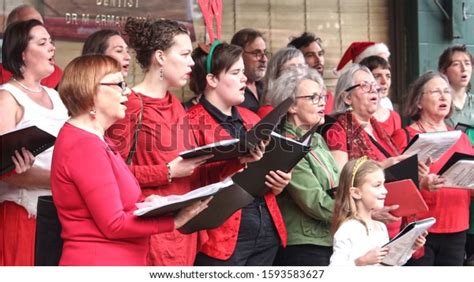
[278,122,340,247]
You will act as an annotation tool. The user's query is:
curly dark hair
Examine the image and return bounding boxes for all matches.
[287,32,323,50]
[124,17,188,72]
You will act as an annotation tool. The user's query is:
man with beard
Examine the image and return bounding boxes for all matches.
[288,32,333,113]
[231,28,269,113]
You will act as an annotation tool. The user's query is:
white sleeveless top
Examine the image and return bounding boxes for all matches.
[0,83,68,217]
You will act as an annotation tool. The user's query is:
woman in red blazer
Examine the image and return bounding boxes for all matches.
[187,42,290,265]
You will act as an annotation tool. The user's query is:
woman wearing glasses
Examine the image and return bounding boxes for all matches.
[257,47,305,118]
[392,71,474,266]
[322,64,406,239]
[51,55,208,266]
[265,65,339,266]
[359,56,401,137]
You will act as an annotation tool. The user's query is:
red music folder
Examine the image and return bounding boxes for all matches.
[384,179,428,217]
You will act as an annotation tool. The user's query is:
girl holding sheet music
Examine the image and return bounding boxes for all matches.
[330,157,426,266]
[392,71,474,266]
[187,41,291,266]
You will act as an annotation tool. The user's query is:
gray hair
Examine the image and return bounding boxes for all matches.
[333,64,374,113]
[404,71,453,121]
[263,47,304,105]
[267,64,324,107]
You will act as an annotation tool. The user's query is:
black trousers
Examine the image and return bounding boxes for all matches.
[194,198,280,266]
[273,244,333,266]
[465,233,474,261]
[35,196,63,266]
[405,231,466,266]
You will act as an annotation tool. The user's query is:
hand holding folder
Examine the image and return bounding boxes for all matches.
[1,126,56,176]
[382,217,435,266]
[231,125,316,197]
[135,124,315,233]
[438,152,474,189]
[384,179,428,218]
[179,97,294,163]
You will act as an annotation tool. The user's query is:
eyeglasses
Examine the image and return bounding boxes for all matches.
[423,88,451,97]
[243,49,271,60]
[344,81,382,94]
[99,81,128,95]
[295,93,328,104]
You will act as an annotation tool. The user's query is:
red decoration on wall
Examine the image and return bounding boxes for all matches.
[198,0,222,43]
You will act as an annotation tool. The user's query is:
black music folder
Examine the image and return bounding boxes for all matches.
[438,152,474,175]
[136,124,316,233]
[455,122,473,133]
[384,154,419,187]
[231,126,315,197]
[134,178,255,234]
[1,126,56,175]
[178,182,254,234]
[179,97,294,163]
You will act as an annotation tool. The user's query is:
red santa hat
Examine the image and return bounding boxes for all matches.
[335,41,390,72]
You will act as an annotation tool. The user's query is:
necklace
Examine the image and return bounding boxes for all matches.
[416,120,446,133]
[12,78,43,93]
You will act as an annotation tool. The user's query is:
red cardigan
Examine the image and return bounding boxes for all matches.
[106,91,240,265]
[51,123,174,266]
[186,103,287,260]
[392,126,473,233]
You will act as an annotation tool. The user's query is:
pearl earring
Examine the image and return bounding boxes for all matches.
[89,108,96,119]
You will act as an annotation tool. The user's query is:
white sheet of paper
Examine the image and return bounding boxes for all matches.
[441,160,474,189]
[134,178,234,216]
[382,217,436,266]
[403,131,461,163]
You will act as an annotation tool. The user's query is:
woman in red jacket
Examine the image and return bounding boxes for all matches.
[106,18,260,266]
[187,42,290,265]
[51,55,208,266]
[392,71,474,265]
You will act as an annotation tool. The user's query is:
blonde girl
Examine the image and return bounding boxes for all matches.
[330,157,425,266]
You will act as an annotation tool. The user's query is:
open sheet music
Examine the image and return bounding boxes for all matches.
[134,178,234,217]
[382,217,436,266]
[402,131,461,163]
[179,97,293,163]
[440,160,474,189]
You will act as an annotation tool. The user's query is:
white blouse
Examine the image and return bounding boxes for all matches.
[330,219,389,266]
[0,83,67,216]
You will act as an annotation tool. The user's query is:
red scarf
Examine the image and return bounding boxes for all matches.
[335,111,400,160]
